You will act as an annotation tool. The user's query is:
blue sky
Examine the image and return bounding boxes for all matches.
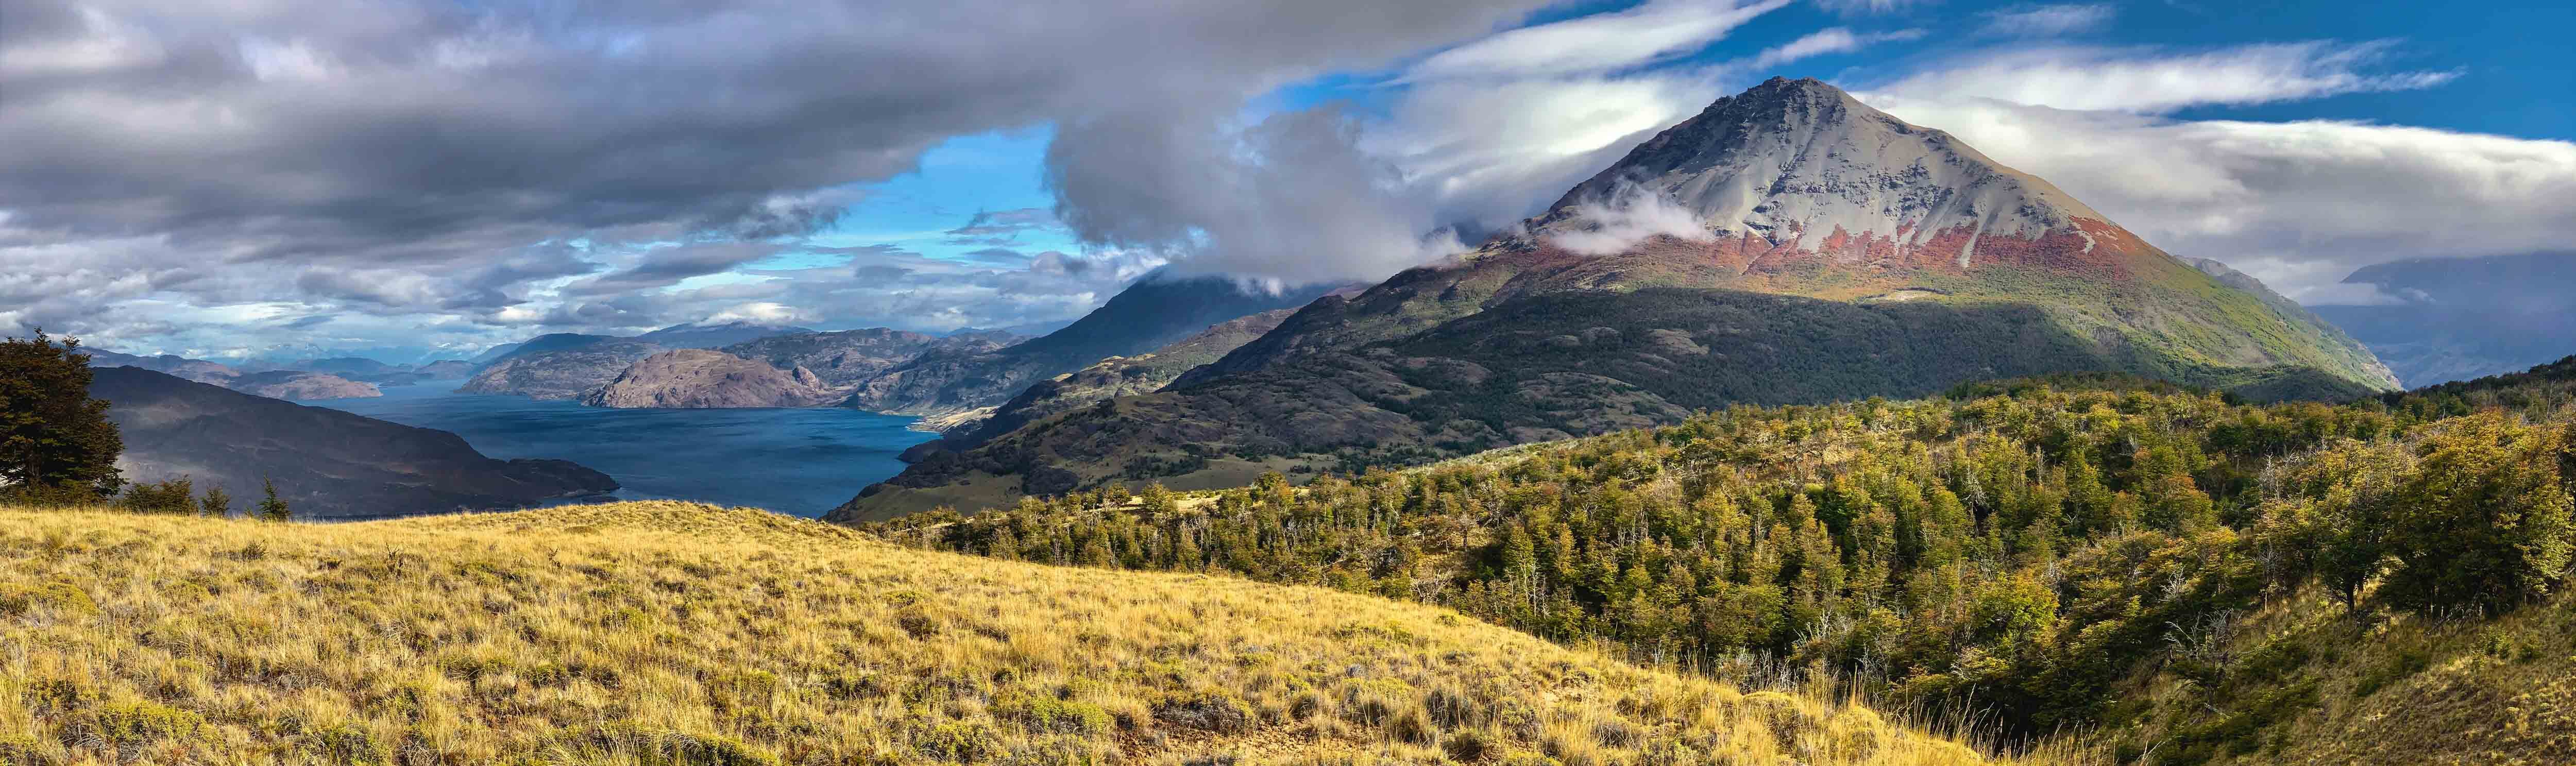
[791,0,2570,319]
[5,0,2571,361]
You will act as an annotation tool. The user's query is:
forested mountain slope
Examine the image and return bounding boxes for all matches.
[874,362,2576,763]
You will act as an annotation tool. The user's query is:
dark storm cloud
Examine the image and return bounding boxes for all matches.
[3,0,1555,349]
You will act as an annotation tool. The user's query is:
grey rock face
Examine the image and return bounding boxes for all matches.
[580,349,842,408]
[458,340,666,400]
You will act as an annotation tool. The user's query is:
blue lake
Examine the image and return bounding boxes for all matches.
[315,381,932,518]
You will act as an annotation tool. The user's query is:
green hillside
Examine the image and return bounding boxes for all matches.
[872,362,2576,763]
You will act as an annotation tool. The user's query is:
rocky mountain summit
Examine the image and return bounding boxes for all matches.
[720,329,1025,388]
[579,349,841,408]
[836,77,2401,521]
[459,339,667,400]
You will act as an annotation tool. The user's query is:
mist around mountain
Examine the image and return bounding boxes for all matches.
[2309,252,2576,386]
[87,367,616,518]
[838,78,2401,520]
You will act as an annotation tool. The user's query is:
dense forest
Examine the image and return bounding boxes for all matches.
[871,359,2576,762]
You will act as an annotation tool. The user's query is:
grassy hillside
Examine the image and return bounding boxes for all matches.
[874,364,2576,763]
[0,501,2046,765]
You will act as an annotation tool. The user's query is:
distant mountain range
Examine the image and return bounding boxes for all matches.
[82,348,484,400]
[89,367,616,518]
[834,77,2401,521]
[2309,252,2576,386]
[458,275,1345,421]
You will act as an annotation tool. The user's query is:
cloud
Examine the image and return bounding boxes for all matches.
[3,0,1556,352]
[564,242,782,296]
[703,301,817,326]
[1860,94,2576,301]
[944,208,1060,245]
[1979,4,2116,37]
[1874,41,2459,113]
[1547,181,1715,254]
[1405,0,1790,81]
[1047,105,1463,285]
[1746,27,1926,71]
[1809,0,1927,16]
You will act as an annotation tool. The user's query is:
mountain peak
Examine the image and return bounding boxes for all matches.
[1536,77,2112,272]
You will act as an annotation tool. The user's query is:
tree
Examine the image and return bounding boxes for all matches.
[120,476,195,514]
[198,484,233,518]
[255,477,292,522]
[2381,414,2574,613]
[1,330,124,503]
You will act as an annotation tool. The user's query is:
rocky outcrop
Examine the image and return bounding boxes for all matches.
[89,367,617,519]
[225,370,381,400]
[720,328,1023,388]
[579,349,841,408]
[458,340,665,400]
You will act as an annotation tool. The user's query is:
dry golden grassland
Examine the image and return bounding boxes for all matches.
[0,501,2058,765]
[2115,585,2576,766]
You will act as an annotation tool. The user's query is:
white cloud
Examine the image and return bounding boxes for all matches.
[1810,0,1926,16]
[704,301,817,326]
[1874,41,2459,113]
[1405,0,1790,81]
[1979,4,2116,37]
[1548,181,1715,254]
[1371,73,1721,234]
[1861,94,2576,300]
[1745,27,1925,70]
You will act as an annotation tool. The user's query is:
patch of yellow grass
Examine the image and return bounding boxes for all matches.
[1,502,2046,764]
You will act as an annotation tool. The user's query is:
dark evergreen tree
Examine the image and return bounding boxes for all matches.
[0,330,124,503]
[255,476,292,522]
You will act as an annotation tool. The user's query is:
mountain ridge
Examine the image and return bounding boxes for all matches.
[839,77,2400,520]
[89,366,616,518]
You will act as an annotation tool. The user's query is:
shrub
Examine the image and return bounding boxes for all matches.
[72,700,212,748]
[0,580,97,618]
[908,721,996,763]
[303,723,388,765]
[1153,689,1252,733]
[118,477,195,514]
[2381,415,2574,614]
[994,691,1113,735]
[581,723,782,766]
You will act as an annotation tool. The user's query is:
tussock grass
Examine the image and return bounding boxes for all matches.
[0,501,2045,765]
